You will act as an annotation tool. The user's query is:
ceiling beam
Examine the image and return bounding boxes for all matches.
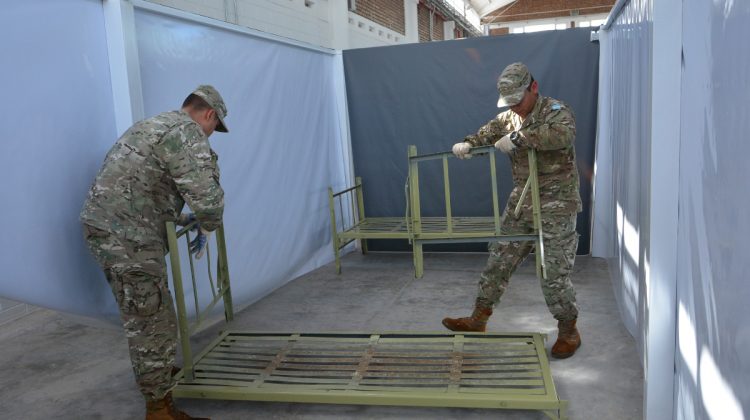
[469,0,515,18]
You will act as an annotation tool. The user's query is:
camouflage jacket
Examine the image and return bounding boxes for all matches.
[80,110,224,244]
[463,96,582,215]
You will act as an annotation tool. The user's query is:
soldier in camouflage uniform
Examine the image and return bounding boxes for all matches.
[81,85,229,419]
[442,63,582,359]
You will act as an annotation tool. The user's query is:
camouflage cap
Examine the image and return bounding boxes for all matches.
[192,85,229,132]
[496,62,532,107]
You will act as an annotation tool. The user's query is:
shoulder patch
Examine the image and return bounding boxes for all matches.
[551,103,562,111]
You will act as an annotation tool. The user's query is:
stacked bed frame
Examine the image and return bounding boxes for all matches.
[329,145,548,280]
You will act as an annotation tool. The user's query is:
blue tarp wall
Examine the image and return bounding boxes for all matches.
[0,0,351,321]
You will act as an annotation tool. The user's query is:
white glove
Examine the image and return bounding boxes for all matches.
[452,142,472,159]
[494,133,516,154]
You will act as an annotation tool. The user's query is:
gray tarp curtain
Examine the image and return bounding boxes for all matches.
[343,28,599,254]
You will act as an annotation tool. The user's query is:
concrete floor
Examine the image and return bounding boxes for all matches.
[0,253,642,419]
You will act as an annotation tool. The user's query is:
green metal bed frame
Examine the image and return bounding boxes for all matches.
[329,145,547,279]
[165,221,568,419]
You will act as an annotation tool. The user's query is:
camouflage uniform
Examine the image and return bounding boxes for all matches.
[80,86,227,401]
[463,92,581,322]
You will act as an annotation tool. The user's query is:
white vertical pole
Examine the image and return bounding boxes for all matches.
[645,0,681,418]
[443,20,455,40]
[332,52,354,189]
[591,29,614,258]
[103,0,144,136]
[403,0,420,43]
[329,0,351,50]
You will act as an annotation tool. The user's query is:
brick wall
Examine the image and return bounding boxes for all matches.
[352,0,406,35]
[418,2,446,42]
[489,27,510,36]
[434,7,445,41]
[484,0,613,24]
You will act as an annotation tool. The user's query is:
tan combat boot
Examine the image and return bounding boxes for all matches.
[550,319,582,359]
[442,299,493,332]
[145,391,210,420]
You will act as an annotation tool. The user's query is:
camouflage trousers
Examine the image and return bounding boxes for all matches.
[478,209,579,321]
[82,224,177,401]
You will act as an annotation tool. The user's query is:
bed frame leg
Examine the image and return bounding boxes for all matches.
[413,241,423,278]
[335,243,341,274]
[328,186,342,274]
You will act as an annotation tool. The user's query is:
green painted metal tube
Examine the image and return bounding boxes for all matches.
[188,293,228,335]
[408,146,423,278]
[514,176,532,219]
[338,196,345,235]
[416,234,537,245]
[355,177,368,254]
[205,242,217,298]
[527,149,547,280]
[327,186,341,274]
[166,221,194,381]
[409,145,494,162]
[442,156,453,234]
[488,151,501,235]
[349,187,357,236]
[215,226,234,322]
[185,233,201,317]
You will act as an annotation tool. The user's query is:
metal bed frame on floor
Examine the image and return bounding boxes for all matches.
[329,145,547,279]
[165,221,568,419]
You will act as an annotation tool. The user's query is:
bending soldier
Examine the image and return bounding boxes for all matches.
[81,85,229,418]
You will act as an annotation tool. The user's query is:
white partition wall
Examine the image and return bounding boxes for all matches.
[0,0,352,321]
[0,0,120,320]
[592,0,653,349]
[675,1,749,418]
[134,5,352,314]
[595,0,750,418]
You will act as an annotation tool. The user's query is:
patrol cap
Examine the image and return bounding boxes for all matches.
[496,62,532,108]
[192,85,229,133]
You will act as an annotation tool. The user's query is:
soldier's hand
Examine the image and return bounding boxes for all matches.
[189,228,211,259]
[495,133,516,154]
[452,142,472,159]
[176,213,197,227]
